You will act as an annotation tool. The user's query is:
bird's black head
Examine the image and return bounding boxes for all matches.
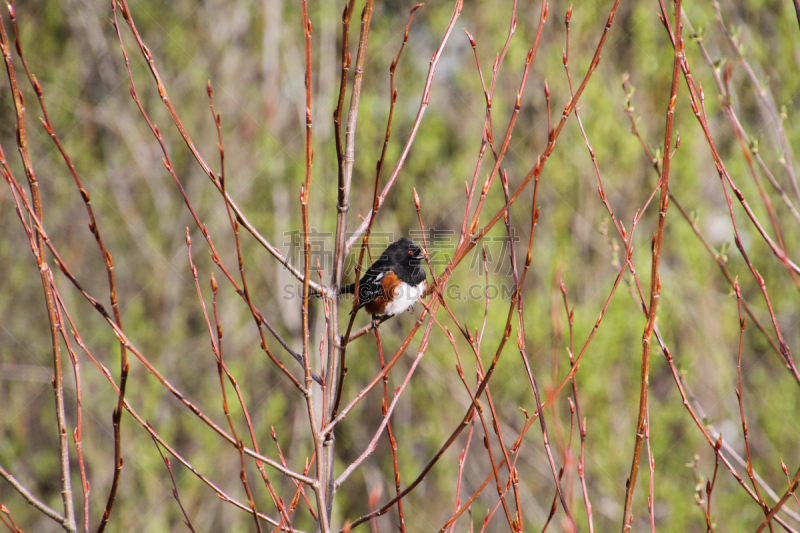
[385,238,426,284]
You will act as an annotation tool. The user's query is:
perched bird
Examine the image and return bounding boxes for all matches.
[340,238,427,322]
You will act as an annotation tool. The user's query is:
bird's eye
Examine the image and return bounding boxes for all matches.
[408,250,414,255]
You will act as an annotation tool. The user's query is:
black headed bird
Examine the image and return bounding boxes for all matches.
[340,238,427,322]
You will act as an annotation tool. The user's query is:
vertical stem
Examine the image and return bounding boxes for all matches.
[0,12,76,533]
[8,2,129,526]
[299,1,328,531]
[323,0,375,524]
[620,0,682,529]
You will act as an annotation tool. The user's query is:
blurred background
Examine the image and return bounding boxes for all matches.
[1,0,799,531]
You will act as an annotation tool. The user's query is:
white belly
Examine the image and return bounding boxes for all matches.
[384,280,427,316]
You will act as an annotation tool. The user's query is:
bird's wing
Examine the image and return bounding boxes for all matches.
[354,262,390,308]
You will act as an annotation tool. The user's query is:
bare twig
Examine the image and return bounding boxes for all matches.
[112,0,306,392]
[297,1,330,530]
[734,280,773,530]
[55,296,91,533]
[345,0,464,252]
[561,282,595,533]
[10,5,127,528]
[621,0,682,527]
[187,238,264,533]
[151,438,198,533]
[335,2,422,422]
[711,4,800,206]
[622,78,799,385]
[754,468,800,533]
[113,0,330,297]
[344,2,624,526]
[0,505,24,533]
[0,465,69,528]
[0,8,76,531]
[375,329,407,532]
[322,0,379,523]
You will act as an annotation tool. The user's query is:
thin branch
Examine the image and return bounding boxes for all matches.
[375,329,407,532]
[113,0,331,297]
[754,467,800,533]
[297,2,329,530]
[334,1,422,422]
[345,0,464,253]
[0,8,76,531]
[187,238,265,533]
[54,295,91,533]
[734,280,774,530]
[622,77,799,386]
[112,0,306,392]
[561,282,595,533]
[0,505,23,533]
[151,438,198,533]
[621,0,682,527]
[0,465,69,528]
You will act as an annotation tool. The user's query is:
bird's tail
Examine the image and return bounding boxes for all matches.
[337,283,363,316]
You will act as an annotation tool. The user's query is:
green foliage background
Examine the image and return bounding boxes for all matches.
[1,0,799,531]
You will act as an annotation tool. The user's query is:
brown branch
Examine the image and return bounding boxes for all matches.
[622,78,799,386]
[755,468,800,533]
[0,505,23,533]
[7,5,129,530]
[206,82,323,387]
[711,4,800,206]
[8,174,314,487]
[54,295,91,533]
[668,3,800,384]
[345,0,464,252]
[502,157,575,530]
[111,1,306,392]
[704,438,722,532]
[655,337,800,528]
[598,147,800,531]
[113,0,330,297]
[446,324,515,530]
[187,240,265,533]
[645,417,655,533]
[297,2,329,530]
[0,465,69,528]
[621,0,682,527]
[151,438,198,533]
[425,0,618,300]
[322,0,378,524]
[661,2,800,287]
[64,297,306,530]
[682,12,800,293]
[0,8,76,531]
[561,282,595,533]
[781,461,800,518]
[446,408,476,533]
[323,12,467,525]
[620,278,800,529]
[271,439,318,527]
[334,2,422,422]
[373,328,407,532]
[734,280,774,531]
[440,200,641,532]
[335,307,437,486]
[1,169,305,529]
[343,2,624,526]
[333,0,358,186]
